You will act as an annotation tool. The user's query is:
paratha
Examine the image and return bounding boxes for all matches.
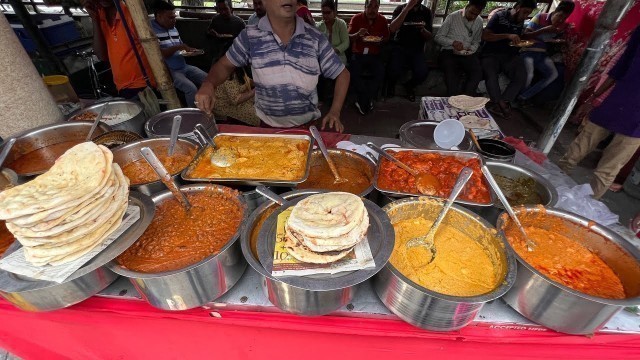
[459,115,493,130]
[287,192,366,239]
[448,95,490,111]
[284,233,353,264]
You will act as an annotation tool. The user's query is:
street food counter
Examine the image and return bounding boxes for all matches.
[0,109,639,359]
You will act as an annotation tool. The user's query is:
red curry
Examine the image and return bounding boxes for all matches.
[377,151,491,203]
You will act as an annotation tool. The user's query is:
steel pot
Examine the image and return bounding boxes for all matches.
[476,139,516,163]
[69,100,146,136]
[498,207,640,335]
[111,137,200,196]
[399,120,474,151]
[374,197,517,331]
[108,184,248,311]
[145,108,217,146]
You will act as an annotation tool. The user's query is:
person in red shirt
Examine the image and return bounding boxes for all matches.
[348,0,390,115]
[296,0,315,26]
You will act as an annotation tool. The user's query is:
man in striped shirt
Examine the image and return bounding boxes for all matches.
[434,0,486,96]
[151,0,207,107]
[194,0,350,132]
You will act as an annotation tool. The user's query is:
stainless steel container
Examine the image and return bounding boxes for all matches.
[145,108,217,146]
[374,197,517,331]
[498,207,640,335]
[69,100,146,136]
[476,139,516,163]
[108,184,248,311]
[399,120,474,151]
[296,149,376,197]
[241,190,395,316]
[111,137,200,196]
[0,121,111,179]
[469,161,558,224]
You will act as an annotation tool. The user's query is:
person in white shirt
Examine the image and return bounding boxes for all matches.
[434,0,486,96]
[247,0,266,26]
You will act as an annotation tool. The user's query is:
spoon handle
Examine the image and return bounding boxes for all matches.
[168,115,182,156]
[256,186,285,205]
[366,142,418,176]
[309,126,342,181]
[0,138,16,168]
[141,147,192,209]
[85,102,109,142]
[425,167,473,239]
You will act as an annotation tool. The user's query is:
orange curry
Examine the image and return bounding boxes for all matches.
[377,151,490,203]
[298,152,372,195]
[121,146,195,185]
[8,140,83,175]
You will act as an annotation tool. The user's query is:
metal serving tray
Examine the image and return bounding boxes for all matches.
[181,133,314,187]
[372,147,495,207]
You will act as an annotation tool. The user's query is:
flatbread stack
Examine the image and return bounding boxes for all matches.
[284,192,369,264]
[459,115,493,130]
[448,95,490,111]
[0,142,129,266]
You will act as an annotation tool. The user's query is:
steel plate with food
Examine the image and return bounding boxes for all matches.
[363,36,383,42]
[183,134,313,186]
[374,148,492,205]
[297,149,374,196]
[498,206,640,334]
[374,197,516,331]
[110,184,248,310]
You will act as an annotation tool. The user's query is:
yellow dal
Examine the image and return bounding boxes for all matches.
[390,217,499,297]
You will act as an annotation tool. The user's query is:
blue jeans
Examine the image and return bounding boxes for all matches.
[519,52,559,101]
[388,46,429,90]
[171,65,208,107]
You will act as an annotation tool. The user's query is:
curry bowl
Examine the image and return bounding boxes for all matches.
[108,184,248,311]
[111,137,199,196]
[296,149,375,197]
[374,197,516,331]
[69,100,146,136]
[498,206,640,334]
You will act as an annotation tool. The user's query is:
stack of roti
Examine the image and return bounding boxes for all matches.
[285,192,369,264]
[0,142,129,266]
[448,95,490,111]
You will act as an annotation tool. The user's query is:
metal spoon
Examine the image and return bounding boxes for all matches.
[481,165,537,251]
[309,125,345,183]
[256,185,286,205]
[405,167,474,265]
[168,115,182,156]
[85,102,109,142]
[366,142,441,195]
[194,123,236,168]
[0,138,16,168]
[140,147,192,212]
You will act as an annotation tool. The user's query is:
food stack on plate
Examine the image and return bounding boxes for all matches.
[0,142,129,266]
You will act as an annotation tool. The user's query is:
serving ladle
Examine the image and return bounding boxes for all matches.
[256,185,286,206]
[168,115,182,156]
[366,142,440,195]
[85,101,110,142]
[140,146,192,212]
[405,167,474,266]
[481,165,537,251]
[194,123,237,168]
[0,138,16,169]
[309,125,345,183]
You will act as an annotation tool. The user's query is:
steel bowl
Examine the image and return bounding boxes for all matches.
[498,207,640,335]
[374,197,517,331]
[399,120,474,151]
[69,100,146,136]
[296,149,375,197]
[469,161,558,224]
[108,184,248,311]
[145,108,217,146]
[111,137,200,196]
[476,139,516,163]
[1,121,111,179]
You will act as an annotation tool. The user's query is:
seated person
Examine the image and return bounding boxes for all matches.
[214,67,260,126]
[348,0,390,115]
[84,0,156,99]
[208,0,246,60]
[434,0,486,96]
[518,0,575,102]
[296,0,316,26]
[316,0,349,65]
[247,0,266,26]
[151,0,207,107]
[388,0,433,102]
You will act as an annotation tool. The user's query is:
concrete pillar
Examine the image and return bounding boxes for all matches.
[0,13,62,140]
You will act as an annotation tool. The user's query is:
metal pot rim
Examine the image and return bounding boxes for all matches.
[108,183,248,279]
[485,161,559,208]
[496,205,640,305]
[381,196,518,303]
[67,100,144,121]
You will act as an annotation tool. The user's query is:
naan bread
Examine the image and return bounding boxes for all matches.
[284,233,353,264]
[459,115,492,130]
[448,96,489,111]
[286,210,369,252]
[288,192,366,239]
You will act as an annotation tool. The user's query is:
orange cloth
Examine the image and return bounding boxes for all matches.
[98,3,156,91]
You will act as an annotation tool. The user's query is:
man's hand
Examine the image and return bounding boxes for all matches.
[508,34,521,44]
[452,41,464,51]
[180,44,196,52]
[207,28,220,37]
[195,81,216,114]
[541,25,561,34]
[321,110,344,133]
[357,28,369,38]
[83,0,99,19]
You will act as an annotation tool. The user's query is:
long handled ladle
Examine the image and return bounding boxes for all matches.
[168,115,182,156]
[481,165,537,251]
[366,142,440,195]
[85,102,110,142]
[405,167,474,265]
[256,185,286,206]
[140,147,192,212]
[194,123,237,168]
[309,125,345,183]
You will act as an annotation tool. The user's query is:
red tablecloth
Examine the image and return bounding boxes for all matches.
[217,124,351,148]
[0,296,638,360]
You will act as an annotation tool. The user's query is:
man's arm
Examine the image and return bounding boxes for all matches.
[348,16,367,41]
[85,1,107,61]
[160,44,190,58]
[482,28,520,44]
[195,55,237,114]
[389,0,414,33]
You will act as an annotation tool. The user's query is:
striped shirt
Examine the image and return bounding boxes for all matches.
[434,9,483,54]
[151,19,186,70]
[226,16,345,127]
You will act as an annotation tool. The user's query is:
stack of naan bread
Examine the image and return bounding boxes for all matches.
[0,142,129,266]
[285,192,369,264]
[448,95,490,111]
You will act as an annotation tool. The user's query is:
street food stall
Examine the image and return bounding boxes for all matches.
[0,100,638,360]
